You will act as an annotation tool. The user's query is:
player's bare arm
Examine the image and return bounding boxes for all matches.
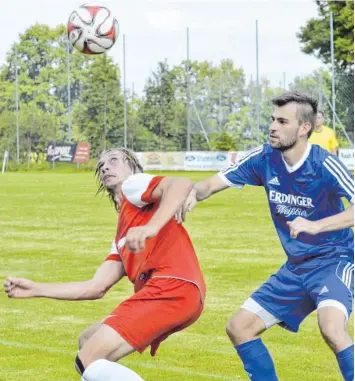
[287,204,354,239]
[176,174,229,223]
[125,177,194,253]
[4,260,126,300]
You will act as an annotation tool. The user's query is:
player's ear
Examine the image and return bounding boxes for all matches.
[300,122,312,138]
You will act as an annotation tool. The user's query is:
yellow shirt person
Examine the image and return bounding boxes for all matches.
[309,111,339,155]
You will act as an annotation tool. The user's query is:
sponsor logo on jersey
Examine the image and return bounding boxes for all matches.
[269,190,314,218]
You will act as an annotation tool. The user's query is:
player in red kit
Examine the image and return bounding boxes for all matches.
[4,148,206,381]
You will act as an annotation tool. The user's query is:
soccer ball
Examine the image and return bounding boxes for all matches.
[67,4,119,54]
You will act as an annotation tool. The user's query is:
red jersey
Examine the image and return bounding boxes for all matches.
[105,173,206,300]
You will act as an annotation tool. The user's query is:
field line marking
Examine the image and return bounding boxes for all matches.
[0,339,238,380]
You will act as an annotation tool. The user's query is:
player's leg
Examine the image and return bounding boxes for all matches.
[227,262,312,381]
[226,299,280,381]
[311,261,354,381]
[318,307,353,381]
[77,324,143,381]
[226,299,278,344]
[77,277,202,381]
[78,322,137,381]
[78,322,102,349]
[318,307,353,353]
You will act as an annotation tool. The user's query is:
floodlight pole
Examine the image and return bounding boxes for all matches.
[15,45,19,164]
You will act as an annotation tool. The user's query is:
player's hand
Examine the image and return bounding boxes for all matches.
[3,277,38,298]
[175,188,197,224]
[125,225,158,254]
[287,217,319,239]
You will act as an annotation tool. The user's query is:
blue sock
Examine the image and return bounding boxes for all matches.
[235,339,278,381]
[336,345,354,381]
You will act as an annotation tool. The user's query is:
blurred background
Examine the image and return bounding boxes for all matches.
[0,0,353,168]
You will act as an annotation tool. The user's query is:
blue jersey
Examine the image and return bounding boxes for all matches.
[218,143,354,265]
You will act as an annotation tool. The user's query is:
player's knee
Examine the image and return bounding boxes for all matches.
[226,317,249,344]
[226,311,264,345]
[78,332,86,350]
[226,317,238,338]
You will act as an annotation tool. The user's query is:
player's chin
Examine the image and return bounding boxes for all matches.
[269,140,281,149]
[103,177,119,190]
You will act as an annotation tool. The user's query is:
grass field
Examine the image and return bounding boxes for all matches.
[0,171,352,381]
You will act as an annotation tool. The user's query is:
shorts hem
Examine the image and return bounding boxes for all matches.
[103,320,145,354]
[251,296,299,333]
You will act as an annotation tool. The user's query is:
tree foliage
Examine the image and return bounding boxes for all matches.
[298,1,354,70]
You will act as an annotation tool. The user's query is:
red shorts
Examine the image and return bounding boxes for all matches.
[103,277,203,356]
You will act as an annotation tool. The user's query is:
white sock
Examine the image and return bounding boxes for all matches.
[82,359,145,381]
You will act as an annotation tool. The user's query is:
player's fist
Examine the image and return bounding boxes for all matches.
[287,217,319,239]
[3,277,38,298]
[125,225,158,254]
[175,188,197,224]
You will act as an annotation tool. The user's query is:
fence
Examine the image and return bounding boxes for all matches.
[3,148,352,173]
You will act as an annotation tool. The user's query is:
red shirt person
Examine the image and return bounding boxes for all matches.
[4,148,206,381]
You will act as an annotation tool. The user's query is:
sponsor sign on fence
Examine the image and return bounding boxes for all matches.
[46,142,91,163]
[339,149,354,171]
[125,149,355,172]
[142,152,185,170]
[72,142,91,164]
[46,143,77,162]
[184,151,229,171]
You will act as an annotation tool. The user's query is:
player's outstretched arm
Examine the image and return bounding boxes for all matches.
[194,174,230,201]
[175,174,229,223]
[4,261,125,300]
[287,204,354,239]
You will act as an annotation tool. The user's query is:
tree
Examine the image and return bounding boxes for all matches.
[72,54,124,157]
[298,1,354,70]
[135,61,186,151]
[298,2,354,141]
[211,131,236,151]
[176,59,247,150]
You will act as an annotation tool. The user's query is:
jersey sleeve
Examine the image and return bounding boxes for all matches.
[105,240,122,262]
[323,155,354,204]
[217,145,264,187]
[121,173,164,207]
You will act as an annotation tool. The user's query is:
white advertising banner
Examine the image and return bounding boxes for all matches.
[141,152,185,170]
[135,148,354,171]
[339,149,354,171]
[228,151,248,166]
[184,151,229,171]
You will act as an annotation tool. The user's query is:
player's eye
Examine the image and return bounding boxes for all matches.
[110,157,118,163]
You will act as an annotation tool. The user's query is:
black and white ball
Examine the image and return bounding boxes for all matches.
[67,4,119,54]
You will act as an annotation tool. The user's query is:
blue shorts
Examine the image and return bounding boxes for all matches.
[251,260,354,332]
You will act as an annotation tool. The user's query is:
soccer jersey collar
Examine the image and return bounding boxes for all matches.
[281,143,312,173]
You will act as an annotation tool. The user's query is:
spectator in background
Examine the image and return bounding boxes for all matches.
[309,109,339,155]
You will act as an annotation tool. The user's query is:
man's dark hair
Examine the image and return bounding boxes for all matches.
[271,92,318,137]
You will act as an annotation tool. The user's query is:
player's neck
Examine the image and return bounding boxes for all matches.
[315,124,323,132]
[114,185,123,205]
[281,141,309,167]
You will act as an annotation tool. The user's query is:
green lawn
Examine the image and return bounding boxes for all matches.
[0,171,352,381]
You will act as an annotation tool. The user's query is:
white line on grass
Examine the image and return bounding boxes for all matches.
[0,339,239,381]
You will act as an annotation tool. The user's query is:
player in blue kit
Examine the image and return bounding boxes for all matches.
[176,92,354,381]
